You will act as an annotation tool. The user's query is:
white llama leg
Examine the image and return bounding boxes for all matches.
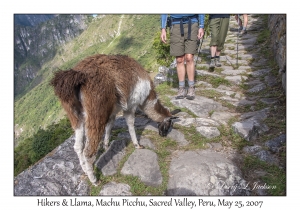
[74,122,87,173]
[83,154,98,185]
[81,136,97,185]
[103,114,116,150]
[123,109,143,149]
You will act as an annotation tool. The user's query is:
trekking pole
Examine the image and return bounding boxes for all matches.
[194,32,205,82]
[195,32,205,68]
[236,14,240,67]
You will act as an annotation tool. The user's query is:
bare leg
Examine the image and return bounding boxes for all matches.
[210,45,217,57]
[185,54,195,82]
[176,55,186,82]
[243,14,248,28]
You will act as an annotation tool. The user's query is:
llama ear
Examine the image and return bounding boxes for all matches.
[163,117,172,122]
[163,116,178,122]
[170,109,181,115]
[170,116,178,120]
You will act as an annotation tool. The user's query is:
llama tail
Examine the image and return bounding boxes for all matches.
[50,69,87,128]
[50,69,86,102]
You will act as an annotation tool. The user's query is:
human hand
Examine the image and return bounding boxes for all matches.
[197,28,204,39]
[160,28,167,44]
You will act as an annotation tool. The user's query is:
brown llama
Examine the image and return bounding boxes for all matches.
[50,54,180,185]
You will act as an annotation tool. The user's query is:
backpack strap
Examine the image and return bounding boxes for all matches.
[172,15,198,40]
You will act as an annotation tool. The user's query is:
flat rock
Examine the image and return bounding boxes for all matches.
[167,129,189,146]
[196,126,220,139]
[196,81,213,88]
[171,96,227,118]
[196,70,221,77]
[254,150,279,165]
[174,117,195,127]
[99,182,132,196]
[211,111,237,125]
[240,108,269,121]
[195,118,220,126]
[247,83,266,93]
[243,145,263,154]
[232,119,269,141]
[14,136,89,196]
[239,36,257,45]
[205,87,236,97]
[237,65,252,70]
[260,98,278,105]
[95,138,129,176]
[248,69,271,77]
[140,137,156,150]
[265,134,286,153]
[167,150,250,195]
[221,69,247,76]
[225,75,248,85]
[237,99,256,106]
[121,149,162,186]
[265,75,277,87]
[244,79,263,86]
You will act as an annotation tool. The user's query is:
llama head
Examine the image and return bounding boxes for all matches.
[157,117,177,137]
[157,109,181,137]
[157,115,179,137]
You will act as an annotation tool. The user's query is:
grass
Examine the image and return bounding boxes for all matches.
[241,155,286,195]
[196,74,231,88]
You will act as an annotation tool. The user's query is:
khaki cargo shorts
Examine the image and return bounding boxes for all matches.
[170,22,198,56]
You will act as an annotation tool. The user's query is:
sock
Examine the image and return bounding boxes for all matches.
[215,56,220,59]
[179,81,185,88]
[188,80,194,87]
[211,56,215,60]
[243,26,247,30]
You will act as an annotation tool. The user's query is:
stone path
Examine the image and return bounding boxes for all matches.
[14,15,286,196]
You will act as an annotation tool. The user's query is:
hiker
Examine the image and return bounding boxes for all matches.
[208,14,230,70]
[235,14,248,35]
[160,14,205,100]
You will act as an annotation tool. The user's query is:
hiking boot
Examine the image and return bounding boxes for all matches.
[215,57,221,67]
[186,86,195,100]
[240,29,247,35]
[175,87,186,99]
[209,58,215,70]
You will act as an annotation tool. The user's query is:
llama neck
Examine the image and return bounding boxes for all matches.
[142,97,171,122]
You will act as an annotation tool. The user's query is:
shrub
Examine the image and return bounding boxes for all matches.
[14,118,73,176]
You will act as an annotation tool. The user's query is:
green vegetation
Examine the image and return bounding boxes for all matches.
[242,155,286,195]
[152,30,174,67]
[14,118,73,176]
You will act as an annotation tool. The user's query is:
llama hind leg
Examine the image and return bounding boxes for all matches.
[82,138,98,185]
[103,114,117,150]
[123,109,144,149]
[73,122,88,174]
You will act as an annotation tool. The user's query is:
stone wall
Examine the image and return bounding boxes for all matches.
[268,14,286,93]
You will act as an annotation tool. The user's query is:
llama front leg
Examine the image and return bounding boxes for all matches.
[74,122,88,174]
[123,110,144,149]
